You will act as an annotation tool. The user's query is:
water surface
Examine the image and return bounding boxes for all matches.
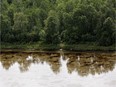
[0,52,116,87]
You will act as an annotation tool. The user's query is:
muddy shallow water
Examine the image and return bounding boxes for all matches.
[0,51,116,87]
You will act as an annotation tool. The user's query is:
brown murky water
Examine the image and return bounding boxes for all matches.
[0,51,116,87]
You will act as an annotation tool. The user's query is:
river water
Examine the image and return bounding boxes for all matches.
[0,51,116,87]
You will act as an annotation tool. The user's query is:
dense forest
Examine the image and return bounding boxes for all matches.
[0,0,116,46]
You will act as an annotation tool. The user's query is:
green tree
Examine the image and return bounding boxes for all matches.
[98,17,114,46]
[44,10,60,44]
[13,12,28,42]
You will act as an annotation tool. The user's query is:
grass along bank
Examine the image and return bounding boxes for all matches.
[1,42,116,51]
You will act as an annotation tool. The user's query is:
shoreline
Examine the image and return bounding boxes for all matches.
[1,48,116,53]
[1,49,115,53]
[1,43,116,53]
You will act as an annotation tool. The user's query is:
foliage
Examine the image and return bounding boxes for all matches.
[1,0,116,46]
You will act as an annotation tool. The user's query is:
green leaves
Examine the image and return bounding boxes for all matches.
[44,10,60,44]
[1,0,115,46]
[13,12,28,32]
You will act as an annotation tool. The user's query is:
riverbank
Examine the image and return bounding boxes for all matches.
[1,43,115,52]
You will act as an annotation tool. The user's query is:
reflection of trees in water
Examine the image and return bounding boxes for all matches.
[0,53,30,71]
[0,53,61,73]
[18,60,31,72]
[47,56,61,74]
[36,53,61,74]
[0,53,18,70]
[0,52,116,76]
[66,53,116,76]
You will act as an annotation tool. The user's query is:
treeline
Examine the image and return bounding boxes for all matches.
[1,0,116,46]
